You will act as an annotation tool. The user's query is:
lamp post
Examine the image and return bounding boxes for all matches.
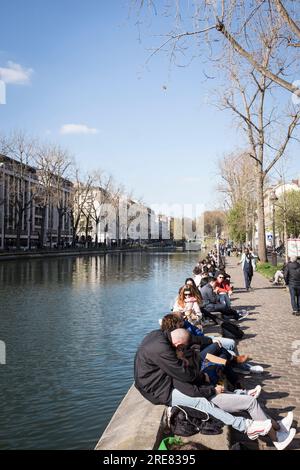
[270,190,278,266]
[216,224,220,267]
[0,162,5,250]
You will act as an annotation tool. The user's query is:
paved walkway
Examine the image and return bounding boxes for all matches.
[218,257,300,450]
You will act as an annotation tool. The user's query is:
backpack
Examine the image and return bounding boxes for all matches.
[221,320,244,340]
[169,405,224,436]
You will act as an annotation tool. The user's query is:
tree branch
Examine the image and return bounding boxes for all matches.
[216,19,300,96]
[273,0,300,41]
[264,112,300,176]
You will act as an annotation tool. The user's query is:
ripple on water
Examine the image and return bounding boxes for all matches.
[0,252,199,449]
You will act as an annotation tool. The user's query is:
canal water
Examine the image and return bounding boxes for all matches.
[0,252,199,449]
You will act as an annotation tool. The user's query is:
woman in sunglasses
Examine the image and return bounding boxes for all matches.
[173,285,202,326]
[215,272,233,308]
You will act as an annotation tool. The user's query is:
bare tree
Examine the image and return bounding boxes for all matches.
[218,151,256,207]
[217,151,257,245]
[217,33,300,260]
[34,143,73,248]
[0,131,39,249]
[135,1,300,260]
[88,172,114,247]
[136,0,300,96]
[70,169,95,247]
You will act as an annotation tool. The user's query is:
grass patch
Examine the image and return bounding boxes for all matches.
[256,262,283,280]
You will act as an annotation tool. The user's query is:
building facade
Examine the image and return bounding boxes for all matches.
[0,154,73,250]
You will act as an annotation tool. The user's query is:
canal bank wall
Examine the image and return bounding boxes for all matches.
[95,385,230,451]
[0,247,178,262]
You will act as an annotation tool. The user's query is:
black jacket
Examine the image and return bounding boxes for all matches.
[284,261,300,287]
[134,330,215,406]
[200,283,218,307]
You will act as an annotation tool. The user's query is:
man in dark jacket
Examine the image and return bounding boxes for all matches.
[200,277,246,321]
[284,256,300,315]
[134,328,279,441]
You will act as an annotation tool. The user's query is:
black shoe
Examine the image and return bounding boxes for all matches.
[293,311,298,315]
[295,311,300,316]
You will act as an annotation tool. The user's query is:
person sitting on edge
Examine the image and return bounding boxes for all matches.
[192,266,202,289]
[215,271,233,308]
[272,267,285,285]
[160,313,249,366]
[173,285,202,325]
[185,277,219,325]
[201,277,248,321]
[134,328,295,450]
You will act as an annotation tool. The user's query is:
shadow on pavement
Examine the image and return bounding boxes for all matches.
[241,333,257,340]
[261,391,289,400]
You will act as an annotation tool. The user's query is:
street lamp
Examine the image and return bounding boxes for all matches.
[270,190,288,263]
[0,162,5,250]
[269,190,278,266]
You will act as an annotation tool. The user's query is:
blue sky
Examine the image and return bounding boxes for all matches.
[0,0,299,213]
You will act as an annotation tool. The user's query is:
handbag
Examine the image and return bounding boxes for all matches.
[169,405,223,436]
[221,321,244,340]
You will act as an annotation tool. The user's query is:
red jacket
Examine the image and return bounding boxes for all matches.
[215,279,232,294]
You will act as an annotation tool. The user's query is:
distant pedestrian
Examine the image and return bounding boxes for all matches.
[284,256,300,316]
[238,248,254,291]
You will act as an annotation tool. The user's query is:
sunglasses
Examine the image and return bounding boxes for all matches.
[184,292,191,296]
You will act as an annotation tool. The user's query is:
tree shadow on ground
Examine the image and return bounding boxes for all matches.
[235,305,261,310]
[238,318,257,322]
[261,391,289,400]
[251,286,287,291]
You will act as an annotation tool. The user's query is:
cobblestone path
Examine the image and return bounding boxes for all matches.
[214,257,300,450]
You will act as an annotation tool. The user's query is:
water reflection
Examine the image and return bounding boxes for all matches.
[0,252,199,449]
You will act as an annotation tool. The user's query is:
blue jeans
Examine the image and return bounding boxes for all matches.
[289,286,300,311]
[219,293,231,308]
[206,336,236,353]
[171,389,247,432]
[243,270,253,289]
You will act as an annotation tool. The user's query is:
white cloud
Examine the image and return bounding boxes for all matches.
[60,124,99,135]
[0,61,33,84]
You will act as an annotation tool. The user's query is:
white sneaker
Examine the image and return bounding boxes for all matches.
[273,428,296,450]
[278,412,293,433]
[249,365,264,374]
[246,419,272,440]
[247,385,262,399]
[238,311,249,321]
[166,406,172,428]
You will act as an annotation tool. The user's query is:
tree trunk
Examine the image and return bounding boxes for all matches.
[95,219,99,247]
[16,218,22,250]
[40,205,46,248]
[85,216,90,248]
[16,206,23,250]
[48,205,53,249]
[256,171,267,262]
[71,212,78,248]
[57,208,63,248]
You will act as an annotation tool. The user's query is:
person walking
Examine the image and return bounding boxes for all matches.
[284,256,300,316]
[238,248,254,291]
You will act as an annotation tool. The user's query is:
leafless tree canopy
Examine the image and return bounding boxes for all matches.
[135,0,300,95]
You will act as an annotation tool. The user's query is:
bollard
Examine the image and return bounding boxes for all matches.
[271,251,277,266]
